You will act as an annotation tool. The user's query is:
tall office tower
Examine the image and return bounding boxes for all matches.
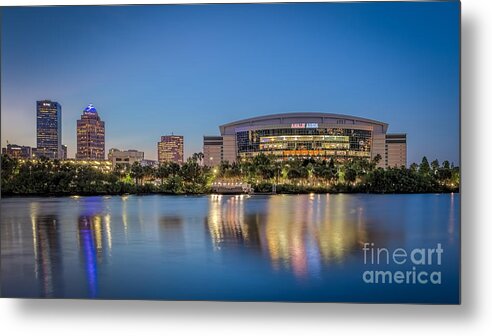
[157,135,184,164]
[36,100,62,159]
[76,104,105,160]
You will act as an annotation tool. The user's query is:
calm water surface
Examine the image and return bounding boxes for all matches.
[0,194,459,303]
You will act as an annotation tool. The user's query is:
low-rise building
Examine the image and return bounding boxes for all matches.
[108,148,144,167]
[2,144,32,159]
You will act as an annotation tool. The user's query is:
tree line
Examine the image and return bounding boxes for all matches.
[1,153,459,196]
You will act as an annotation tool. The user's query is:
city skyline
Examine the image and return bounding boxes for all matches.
[1,3,459,164]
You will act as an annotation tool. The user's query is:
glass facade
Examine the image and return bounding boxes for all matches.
[36,100,62,159]
[236,127,372,160]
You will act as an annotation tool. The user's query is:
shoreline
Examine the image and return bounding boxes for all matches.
[0,190,460,198]
[2,155,460,198]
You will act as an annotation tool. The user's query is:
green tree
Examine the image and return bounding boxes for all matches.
[130,162,144,186]
[345,167,357,183]
[419,156,431,176]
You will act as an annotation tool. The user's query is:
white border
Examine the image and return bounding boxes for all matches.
[1,0,490,335]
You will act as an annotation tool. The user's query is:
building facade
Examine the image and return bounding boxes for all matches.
[203,136,223,167]
[141,159,158,167]
[385,134,407,168]
[203,112,406,168]
[157,135,184,164]
[2,144,32,159]
[108,148,144,167]
[76,104,105,160]
[61,145,68,160]
[36,100,62,159]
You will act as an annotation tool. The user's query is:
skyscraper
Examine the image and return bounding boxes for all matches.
[36,100,62,159]
[157,135,184,164]
[76,104,105,160]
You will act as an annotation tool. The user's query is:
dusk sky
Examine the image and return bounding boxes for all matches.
[1,2,459,164]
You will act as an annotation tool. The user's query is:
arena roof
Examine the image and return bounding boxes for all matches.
[219,112,389,134]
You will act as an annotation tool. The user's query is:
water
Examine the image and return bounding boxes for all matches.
[0,194,459,303]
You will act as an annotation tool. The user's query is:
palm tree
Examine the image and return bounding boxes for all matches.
[130,162,144,186]
[273,160,282,184]
[142,165,155,183]
[156,163,170,186]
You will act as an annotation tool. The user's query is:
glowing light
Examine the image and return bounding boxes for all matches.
[104,214,112,251]
[30,203,40,279]
[93,216,103,251]
[83,104,97,113]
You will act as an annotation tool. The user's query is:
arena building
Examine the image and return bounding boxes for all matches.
[203,112,406,168]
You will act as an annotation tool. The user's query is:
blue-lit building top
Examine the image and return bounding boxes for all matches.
[83,104,97,113]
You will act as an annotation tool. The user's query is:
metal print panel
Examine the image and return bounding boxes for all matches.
[0,1,460,303]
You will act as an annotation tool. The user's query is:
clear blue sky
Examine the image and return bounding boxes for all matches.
[1,2,460,164]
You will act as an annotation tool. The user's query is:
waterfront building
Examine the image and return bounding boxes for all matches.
[2,144,32,159]
[108,148,144,167]
[76,104,105,160]
[203,112,407,168]
[36,100,62,159]
[203,136,223,167]
[385,134,407,168]
[157,135,184,164]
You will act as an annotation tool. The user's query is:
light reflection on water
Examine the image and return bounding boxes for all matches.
[206,194,372,280]
[1,194,459,302]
